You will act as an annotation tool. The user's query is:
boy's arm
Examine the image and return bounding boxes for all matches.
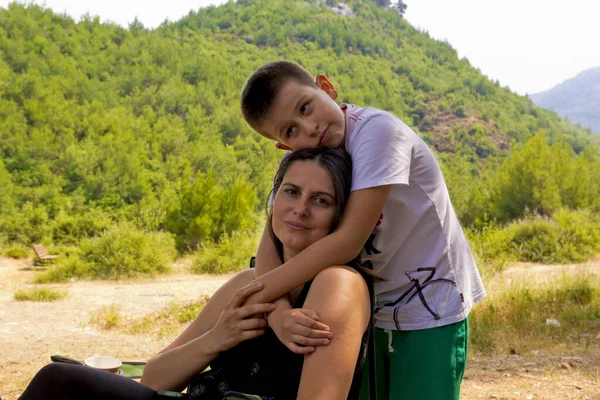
[245,184,391,305]
[255,221,332,353]
[254,224,293,322]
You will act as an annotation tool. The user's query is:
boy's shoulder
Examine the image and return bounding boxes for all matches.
[344,104,415,141]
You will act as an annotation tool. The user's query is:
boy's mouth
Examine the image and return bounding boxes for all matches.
[319,125,330,146]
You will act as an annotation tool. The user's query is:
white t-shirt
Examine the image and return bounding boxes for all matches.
[342,104,486,330]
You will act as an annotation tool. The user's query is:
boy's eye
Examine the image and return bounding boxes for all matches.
[286,126,297,137]
[300,103,310,114]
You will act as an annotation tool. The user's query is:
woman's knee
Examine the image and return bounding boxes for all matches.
[30,363,71,386]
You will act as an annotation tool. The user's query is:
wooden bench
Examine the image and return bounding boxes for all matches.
[33,244,58,266]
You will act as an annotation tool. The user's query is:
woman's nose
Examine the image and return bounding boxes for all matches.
[293,201,309,217]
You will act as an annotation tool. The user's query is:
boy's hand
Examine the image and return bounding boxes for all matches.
[270,308,333,354]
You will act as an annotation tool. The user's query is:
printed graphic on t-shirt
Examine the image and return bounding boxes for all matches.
[363,213,383,256]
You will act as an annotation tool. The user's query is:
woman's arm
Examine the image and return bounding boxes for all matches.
[141,279,274,392]
[246,185,390,305]
[297,266,371,400]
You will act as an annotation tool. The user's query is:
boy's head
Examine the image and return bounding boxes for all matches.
[241,60,346,151]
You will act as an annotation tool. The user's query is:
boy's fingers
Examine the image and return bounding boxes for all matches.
[299,308,320,321]
[291,334,330,347]
[296,311,330,331]
[286,343,316,355]
[230,282,264,308]
[291,324,332,339]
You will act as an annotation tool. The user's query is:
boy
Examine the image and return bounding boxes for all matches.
[240,60,485,400]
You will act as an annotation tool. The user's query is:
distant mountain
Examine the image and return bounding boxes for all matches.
[530,67,600,134]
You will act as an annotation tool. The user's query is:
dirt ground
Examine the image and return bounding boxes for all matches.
[1,257,599,400]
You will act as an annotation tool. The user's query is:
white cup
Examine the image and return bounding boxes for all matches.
[84,356,122,374]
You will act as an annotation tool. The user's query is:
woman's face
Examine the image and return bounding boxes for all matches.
[272,160,337,260]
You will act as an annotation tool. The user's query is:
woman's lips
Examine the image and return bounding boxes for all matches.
[285,221,309,230]
[319,126,330,146]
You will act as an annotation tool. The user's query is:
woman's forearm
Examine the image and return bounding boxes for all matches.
[141,332,219,392]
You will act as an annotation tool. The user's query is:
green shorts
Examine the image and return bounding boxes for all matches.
[360,318,468,400]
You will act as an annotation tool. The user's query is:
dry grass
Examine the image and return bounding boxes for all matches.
[89,304,121,329]
[1,256,599,400]
[14,288,67,302]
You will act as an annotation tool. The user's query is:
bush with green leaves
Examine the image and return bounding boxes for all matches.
[470,274,600,354]
[2,243,30,259]
[164,173,256,252]
[469,209,600,264]
[192,229,260,274]
[37,223,176,281]
[51,209,113,244]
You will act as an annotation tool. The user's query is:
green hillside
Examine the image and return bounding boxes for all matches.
[1,0,599,277]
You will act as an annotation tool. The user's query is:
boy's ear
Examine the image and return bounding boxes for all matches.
[276,142,294,151]
[316,74,338,100]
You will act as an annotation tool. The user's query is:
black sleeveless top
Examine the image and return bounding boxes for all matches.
[187,279,369,400]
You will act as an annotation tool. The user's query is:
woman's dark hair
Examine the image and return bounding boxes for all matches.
[267,147,352,262]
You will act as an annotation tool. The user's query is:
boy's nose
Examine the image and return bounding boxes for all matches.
[300,121,319,137]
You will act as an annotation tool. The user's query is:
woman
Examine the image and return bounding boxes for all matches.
[19,147,371,400]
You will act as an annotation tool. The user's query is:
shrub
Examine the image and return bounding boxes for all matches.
[468,209,600,264]
[36,223,177,282]
[2,243,30,259]
[469,274,600,354]
[52,209,113,244]
[14,288,67,302]
[35,254,90,283]
[453,105,466,117]
[192,229,259,274]
[89,304,121,329]
[506,217,560,263]
[164,173,256,252]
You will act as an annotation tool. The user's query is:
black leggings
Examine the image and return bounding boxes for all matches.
[19,363,180,400]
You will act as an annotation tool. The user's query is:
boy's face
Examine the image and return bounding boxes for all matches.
[258,75,346,151]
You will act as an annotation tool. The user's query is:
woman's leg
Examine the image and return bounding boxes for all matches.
[296,266,370,400]
[19,363,160,400]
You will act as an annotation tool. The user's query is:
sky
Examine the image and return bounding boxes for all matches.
[1,0,598,95]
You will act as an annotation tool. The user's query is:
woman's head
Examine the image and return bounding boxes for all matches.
[268,147,352,261]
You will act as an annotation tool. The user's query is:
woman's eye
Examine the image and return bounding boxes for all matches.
[300,103,310,114]
[284,188,298,196]
[314,197,330,206]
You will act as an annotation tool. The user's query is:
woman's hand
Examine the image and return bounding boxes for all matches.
[271,308,333,354]
[206,282,276,354]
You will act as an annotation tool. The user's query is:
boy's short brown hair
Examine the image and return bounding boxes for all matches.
[240,61,317,135]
